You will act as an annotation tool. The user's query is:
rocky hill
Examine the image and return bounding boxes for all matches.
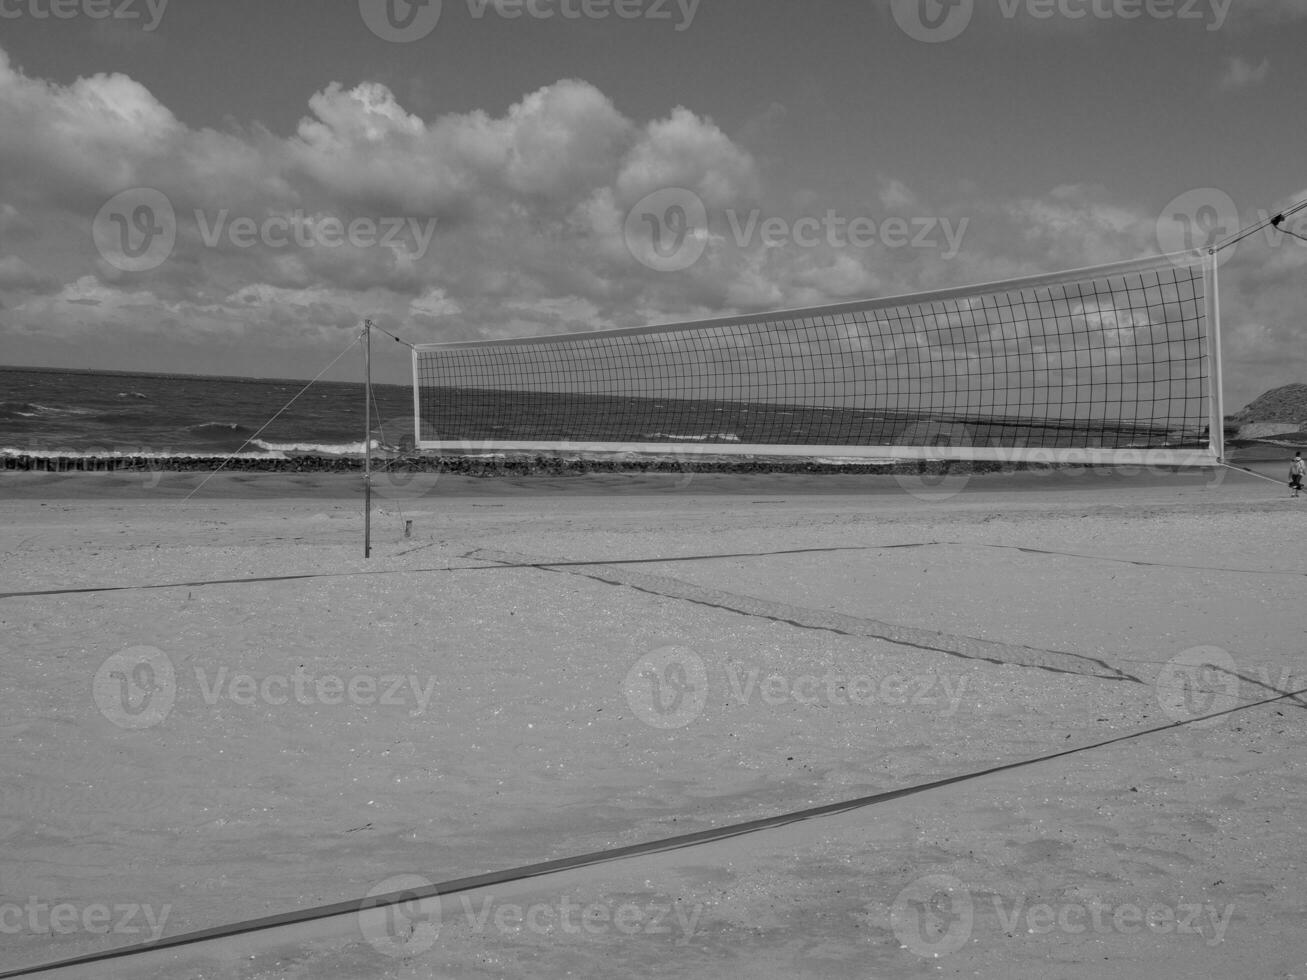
[1228,383,1307,441]
[1230,383,1307,423]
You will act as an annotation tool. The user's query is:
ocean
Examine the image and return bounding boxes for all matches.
[0,365,414,459]
[0,364,1283,464]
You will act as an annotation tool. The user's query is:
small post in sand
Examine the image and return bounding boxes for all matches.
[363,318,373,559]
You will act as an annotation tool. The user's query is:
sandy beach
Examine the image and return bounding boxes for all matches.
[1,468,1305,979]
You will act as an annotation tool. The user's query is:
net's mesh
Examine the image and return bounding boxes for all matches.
[415,253,1217,459]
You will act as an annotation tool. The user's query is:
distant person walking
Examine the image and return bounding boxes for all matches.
[1291,451,1305,498]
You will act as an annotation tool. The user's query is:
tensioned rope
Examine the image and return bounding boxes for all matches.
[4,684,1303,979]
[371,322,415,349]
[1210,197,1307,253]
[182,333,363,501]
[1221,460,1295,488]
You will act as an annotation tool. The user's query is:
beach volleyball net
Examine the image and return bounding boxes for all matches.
[412,251,1223,464]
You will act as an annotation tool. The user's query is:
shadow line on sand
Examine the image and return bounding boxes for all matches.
[470,548,1140,683]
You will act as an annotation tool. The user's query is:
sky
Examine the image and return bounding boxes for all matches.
[0,0,1303,408]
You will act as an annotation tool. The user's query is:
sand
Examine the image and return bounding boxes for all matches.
[1,467,1304,979]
